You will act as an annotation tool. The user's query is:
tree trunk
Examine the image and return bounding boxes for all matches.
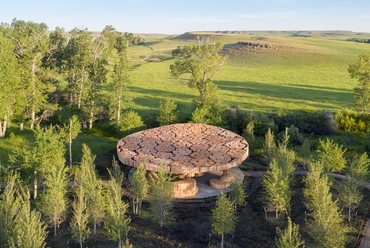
[20,122,24,131]
[34,174,38,199]
[69,121,73,167]
[0,119,6,138]
[348,204,351,222]
[221,233,224,248]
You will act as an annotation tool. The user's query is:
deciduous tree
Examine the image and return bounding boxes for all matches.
[211,193,237,248]
[304,161,347,247]
[148,166,174,227]
[157,99,178,126]
[170,43,226,106]
[348,53,370,112]
[275,217,304,248]
[104,158,131,248]
[130,163,149,215]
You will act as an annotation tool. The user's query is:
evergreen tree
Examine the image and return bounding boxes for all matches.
[211,193,237,248]
[130,163,149,215]
[148,166,174,227]
[119,110,146,135]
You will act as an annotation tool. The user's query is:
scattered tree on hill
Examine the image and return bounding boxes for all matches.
[304,161,347,248]
[170,42,226,106]
[157,99,179,126]
[211,193,237,248]
[316,138,346,172]
[339,153,370,221]
[104,158,131,248]
[275,217,304,248]
[130,163,149,215]
[348,53,370,112]
[148,165,174,227]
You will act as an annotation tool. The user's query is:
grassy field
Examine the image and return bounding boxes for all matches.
[126,31,370,122]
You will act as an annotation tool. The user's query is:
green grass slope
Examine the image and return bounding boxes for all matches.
[127,31,370,122]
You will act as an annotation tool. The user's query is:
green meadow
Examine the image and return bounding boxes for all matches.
[126,31,370,123]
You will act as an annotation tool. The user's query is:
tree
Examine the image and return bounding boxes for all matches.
[70,182,90,248]
[63,115,81,167]
[263,128,277,162]
[339,153,370,221]
[148,165,174,227]
[191,100,224,125]
[211,193,237,248]
[275,217,304,248]
[64,28,93,108]
[39,163,69,237]
[297,137,312,170]
[0,173,21,247]
[104,158,131,248]
[156,99,178,126]
[170,43,226,106]
[229,175,247,212]
[304,161,347,248]
[12,186,47,248]
[0,26,21,138]
[348,53,370,112]
[108,55,131,128]
[76,144,105,235]
[262,159,291,219]
[119,110,146,135]
[316,138,346,172]
[10,19,52,129]
[130,163,149,215]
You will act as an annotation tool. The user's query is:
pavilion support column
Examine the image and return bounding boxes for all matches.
[222,169,228,177]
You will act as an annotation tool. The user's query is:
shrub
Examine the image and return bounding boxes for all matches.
[335,109,367,132]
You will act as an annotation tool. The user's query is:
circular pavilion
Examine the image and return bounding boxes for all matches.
[117,123,249,198]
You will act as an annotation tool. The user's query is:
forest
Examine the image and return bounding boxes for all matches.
[1,19,370,247]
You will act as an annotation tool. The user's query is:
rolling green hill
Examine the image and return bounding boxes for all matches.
[126,31,370,123]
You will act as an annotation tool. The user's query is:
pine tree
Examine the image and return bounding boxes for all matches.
[316,138,346,172]
[211,193,237,248]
